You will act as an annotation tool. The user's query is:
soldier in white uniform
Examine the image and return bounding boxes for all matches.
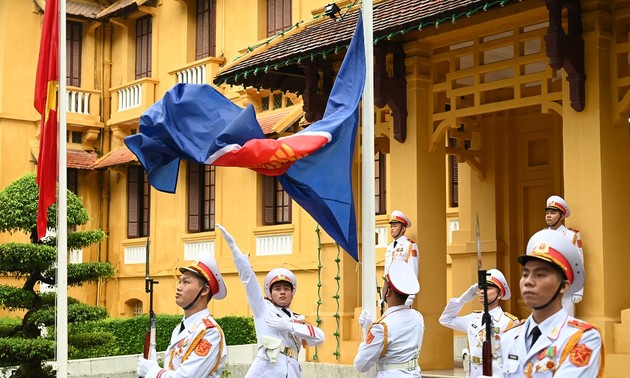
[544,195,584,316]
[137,251,227,378]
[484,229,603,377]
[217,225,324,378]
[439,269,518,378]
[354,260,425,377]
[384,210,419,307]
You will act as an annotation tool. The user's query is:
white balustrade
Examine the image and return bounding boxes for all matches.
[117,84,143,111]
[67,90,90,114]
[176,64,207,84]
[124,245,146,264]
[256,234,292,256]
[184,240,215,261]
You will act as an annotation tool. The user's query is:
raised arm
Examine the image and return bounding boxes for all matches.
[217,224,266,317]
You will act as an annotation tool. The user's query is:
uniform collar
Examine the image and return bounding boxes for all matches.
[527,308,568,341]
[394,235,408,244]
[181,308,210,330]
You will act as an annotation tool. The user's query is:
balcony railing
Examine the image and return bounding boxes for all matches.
[171,56,225,86]
[109,78,159,126]
[66,86,101,128]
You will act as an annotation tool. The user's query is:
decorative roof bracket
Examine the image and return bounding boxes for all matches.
[301,61,334,123]
[544,0,586,112]
[375,41,408,143]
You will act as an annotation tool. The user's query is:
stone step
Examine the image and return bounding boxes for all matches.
[605,353,630,378]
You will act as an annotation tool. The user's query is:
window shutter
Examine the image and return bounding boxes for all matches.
[66,22,82,87]
[196,0,216,60]
[267,0,291,37]
[188,163,201,232]
[141,177,150,237]
[135,15,152,79]
[128,167,140,238]
[263,175,275,224]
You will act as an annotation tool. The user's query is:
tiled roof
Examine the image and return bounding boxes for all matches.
[67,1,104,19]
[257,105,304,135]
[97,0,150,19]
[68,149,98,169]
[215,0,524,87]
[93,146,137,169]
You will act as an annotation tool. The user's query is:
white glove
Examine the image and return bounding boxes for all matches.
[572,294,583,303]
[405,296,414,307]
[217,224,244,259]
[265,316,294,333]
[458,283,479,303]
[137,356,159,377]
[358,309,374,330]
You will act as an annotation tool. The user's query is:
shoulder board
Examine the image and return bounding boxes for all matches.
[407,239,416,244]
[567,227,580,233]
[567,319,594,331]
[503,319,525,332]
[473,310,482,313]
[202,318,216,329]
[504,312,518,321]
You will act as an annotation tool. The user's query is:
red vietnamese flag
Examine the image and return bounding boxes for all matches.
[34,0,59,240]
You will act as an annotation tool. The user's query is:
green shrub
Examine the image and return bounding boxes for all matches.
[0,318,20,338]
[0,337,55,367]
[66,314,256,358]
[216,316,257,346]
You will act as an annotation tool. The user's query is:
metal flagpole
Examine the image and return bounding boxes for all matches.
[361,0,376,377]
[57,0,69,376]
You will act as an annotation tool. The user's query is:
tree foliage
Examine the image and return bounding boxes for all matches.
[0,173,115,376]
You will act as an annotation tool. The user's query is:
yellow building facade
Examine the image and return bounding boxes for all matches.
[0,0,629,375]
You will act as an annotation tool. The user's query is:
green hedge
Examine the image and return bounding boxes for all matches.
[0,317,20,338]
[67,314,257,358]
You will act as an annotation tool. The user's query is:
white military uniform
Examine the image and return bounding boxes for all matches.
[148,309,226,378]
[355,260,424,377]
[233,253,325,377]
[354,305,425,377]
[548,224,584,316]
[497,309,603,377]
[384,235,419,276]
[545,195,584,317]
[439,304,517,378]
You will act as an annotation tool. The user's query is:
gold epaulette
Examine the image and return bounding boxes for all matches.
[407,239,416,244]
[568,227,580,233]
[202,318,216,329]
[567,319,595,331]
[504,312,518,321]
[503,319,525,332]
[473,310,482,313]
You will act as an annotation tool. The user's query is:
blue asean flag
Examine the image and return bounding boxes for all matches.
[125,13,365,260]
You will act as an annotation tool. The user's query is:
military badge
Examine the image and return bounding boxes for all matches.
[569,343,592,367]
[365,331,375,344]
[194,339,212,357]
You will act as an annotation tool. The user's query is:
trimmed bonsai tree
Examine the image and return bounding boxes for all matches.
[0,173,115,377]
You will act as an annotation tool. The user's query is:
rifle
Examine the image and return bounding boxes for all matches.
[377,285,384,315]
[475,214,492,376]
[144,236,159,360]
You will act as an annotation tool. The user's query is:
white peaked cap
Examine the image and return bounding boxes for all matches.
[546,195,571,218]
[385,260,420,295]
[179,251,227,300]
[389,210,411,228]
[487,268,511,300]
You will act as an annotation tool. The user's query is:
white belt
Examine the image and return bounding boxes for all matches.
[376,359,418,371]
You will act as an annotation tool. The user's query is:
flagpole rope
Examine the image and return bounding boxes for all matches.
[216,0,516,88]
